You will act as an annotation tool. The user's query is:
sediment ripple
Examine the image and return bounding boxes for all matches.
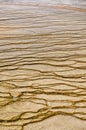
[0,0,86,130]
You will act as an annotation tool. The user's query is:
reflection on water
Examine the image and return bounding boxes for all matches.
[0,0,86,130]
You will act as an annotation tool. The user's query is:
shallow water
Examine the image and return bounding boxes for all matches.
[0,0,86,130]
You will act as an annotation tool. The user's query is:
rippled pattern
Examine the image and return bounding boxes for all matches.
[0,0,86,130]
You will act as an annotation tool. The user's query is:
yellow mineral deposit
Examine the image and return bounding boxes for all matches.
[0,0,86,130]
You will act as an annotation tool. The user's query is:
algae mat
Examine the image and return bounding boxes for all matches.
[0,0,86,130]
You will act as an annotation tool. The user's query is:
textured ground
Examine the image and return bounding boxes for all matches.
[0,0,86,130]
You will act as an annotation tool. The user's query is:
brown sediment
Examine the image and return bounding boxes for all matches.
[0,1,86,130]
[48,4,86,12]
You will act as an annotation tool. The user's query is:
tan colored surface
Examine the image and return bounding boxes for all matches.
[0,0,86,130]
